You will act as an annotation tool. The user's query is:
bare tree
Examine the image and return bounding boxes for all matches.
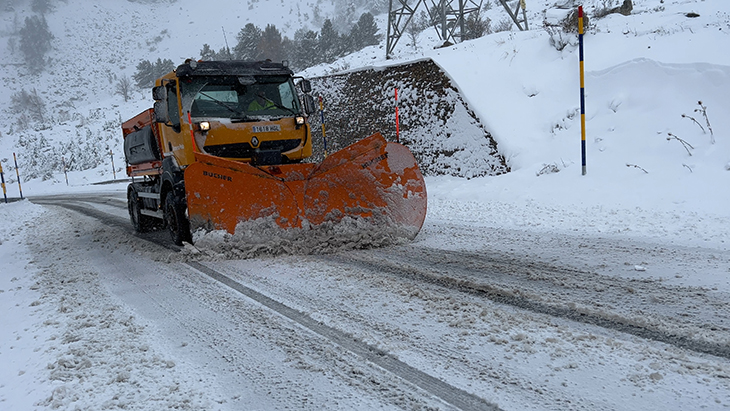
[406,11,430,50]
[10,88,46,123]
[463,13,491,40]
[406,22,422,51]
[116,76,132,102]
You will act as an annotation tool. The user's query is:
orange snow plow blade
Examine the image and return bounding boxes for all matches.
[184,133,427,240]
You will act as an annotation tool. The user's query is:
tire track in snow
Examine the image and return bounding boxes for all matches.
[30,195,174,246]
[323,249,730,361]
[34,195,730,361]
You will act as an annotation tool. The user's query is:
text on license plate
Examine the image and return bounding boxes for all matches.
[252,125,281,133]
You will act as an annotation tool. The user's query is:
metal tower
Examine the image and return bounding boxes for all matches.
[499,0,529,31]
[386,0,484,59]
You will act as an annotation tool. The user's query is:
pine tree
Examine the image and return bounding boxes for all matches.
[133,60,154,88]
[349,12,380,51]
[292,28,320,70]
[19,15,53,73]
[318,19,340,63]
[257,24,285,62]
[219,46,233,60]
[233,23,262,60]
[153,58,175,78]
[200,44,217,60]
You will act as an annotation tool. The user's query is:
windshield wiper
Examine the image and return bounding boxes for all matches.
[197,91,243,116]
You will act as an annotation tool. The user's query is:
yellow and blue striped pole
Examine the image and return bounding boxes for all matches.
[318,95,328,158]
[578,5,587,175]
[13,153,23,199]
[0,161,7,203]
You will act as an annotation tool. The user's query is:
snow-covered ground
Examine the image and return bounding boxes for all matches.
[1,0,730,409]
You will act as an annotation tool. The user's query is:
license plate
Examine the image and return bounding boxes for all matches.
[252,125,281,133]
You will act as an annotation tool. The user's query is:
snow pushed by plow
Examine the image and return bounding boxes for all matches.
[186,214,418,260]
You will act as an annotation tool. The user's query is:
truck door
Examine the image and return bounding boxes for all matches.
[154,80,195,167]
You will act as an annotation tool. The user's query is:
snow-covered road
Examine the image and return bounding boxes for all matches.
[2,191,726,410]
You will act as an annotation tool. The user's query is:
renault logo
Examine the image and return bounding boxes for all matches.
[251,136,260,147]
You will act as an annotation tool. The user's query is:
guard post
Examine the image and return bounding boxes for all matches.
[62,157,69,186]
[0,161,7,203]
[110,149,116,180]
[13,153,23,199]
[578,5,587,175]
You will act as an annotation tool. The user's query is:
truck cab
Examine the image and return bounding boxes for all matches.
[152,60,314,168]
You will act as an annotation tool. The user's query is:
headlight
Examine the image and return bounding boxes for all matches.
[295,116,305,126]
[199,121,210,131]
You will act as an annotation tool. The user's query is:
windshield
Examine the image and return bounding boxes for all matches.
[181,75,301,119]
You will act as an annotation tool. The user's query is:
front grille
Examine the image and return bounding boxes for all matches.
[204,139,302,159]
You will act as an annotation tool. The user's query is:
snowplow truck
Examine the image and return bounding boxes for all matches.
[122,60,427,245]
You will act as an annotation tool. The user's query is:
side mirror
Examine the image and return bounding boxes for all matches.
[299,79,312,94]
[152,85,166,101]
[303,95,316,115]
[153,101,170,123]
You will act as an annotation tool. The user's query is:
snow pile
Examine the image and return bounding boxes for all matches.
[185,214,415,260]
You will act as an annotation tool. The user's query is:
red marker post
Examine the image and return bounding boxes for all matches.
[187,111,198,152]
[578,6,587,175]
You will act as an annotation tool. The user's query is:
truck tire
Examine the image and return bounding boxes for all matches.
[165,191,192,246]
[128,188,155,233]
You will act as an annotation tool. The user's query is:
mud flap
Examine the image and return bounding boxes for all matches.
[184,133,427,240]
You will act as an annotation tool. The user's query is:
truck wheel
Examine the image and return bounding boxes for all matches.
[165,192,192,246]
[128,188,154,233]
